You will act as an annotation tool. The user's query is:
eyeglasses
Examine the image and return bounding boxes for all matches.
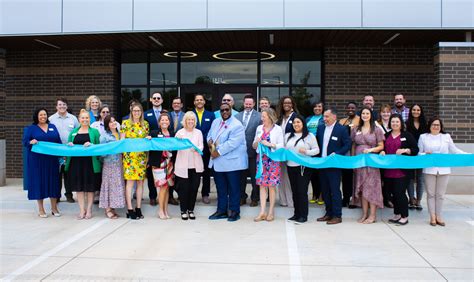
[101,111,109,114]
[220,108,231,113]
[132,110,141,113]
[152,97,161,100]
[431,124,441,127]
[222,99,232,102]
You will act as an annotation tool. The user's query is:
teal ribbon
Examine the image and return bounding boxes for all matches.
[32,138,203,157]
[256,143,474,179]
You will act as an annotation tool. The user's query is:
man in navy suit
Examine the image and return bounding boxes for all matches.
[192,94,215,204]
[316,107,351,225]
[144,92,165,206]
[169,97,184,133]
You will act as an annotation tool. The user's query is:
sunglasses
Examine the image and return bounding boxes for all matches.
[222,99,232,102]
[152,97,162,100]
[220,108,231,113]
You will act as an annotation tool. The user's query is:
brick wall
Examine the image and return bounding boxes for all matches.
[0,49,5,140]
[5,49,119,177]
[434,45,474,143]
[324,46,436,118]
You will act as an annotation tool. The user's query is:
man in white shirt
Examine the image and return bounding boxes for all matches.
[48,98,79,203]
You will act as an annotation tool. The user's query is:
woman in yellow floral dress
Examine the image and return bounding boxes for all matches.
[121,103,150,220]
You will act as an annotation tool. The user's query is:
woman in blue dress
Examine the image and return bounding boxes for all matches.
[22,108,62,218]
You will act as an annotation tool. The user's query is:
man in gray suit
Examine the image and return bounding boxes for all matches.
[235,94,262,206]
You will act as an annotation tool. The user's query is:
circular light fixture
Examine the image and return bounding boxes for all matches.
[163,51,197,58]
[212,51,275,61]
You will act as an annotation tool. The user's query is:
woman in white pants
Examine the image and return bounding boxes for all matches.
[418,117,467,226]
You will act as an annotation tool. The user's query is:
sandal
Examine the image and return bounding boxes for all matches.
[254,214,267,222]
[105,210,118,219]
[265,214,274,222]
[363,217,376,224]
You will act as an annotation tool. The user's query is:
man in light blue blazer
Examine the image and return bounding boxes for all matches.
[207,103,248,222]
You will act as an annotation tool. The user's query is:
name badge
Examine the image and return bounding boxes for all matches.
[356,131,362,135]
[49,128,54,131]
[289,120,293,124]
[147,113,153,116]
[400,137,406,141]
[205,118,210,121]
[158,134,164,138]
[68,124,74,128]
[331,136,338,141]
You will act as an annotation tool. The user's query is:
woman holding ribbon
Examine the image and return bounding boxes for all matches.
[285,115,319,223]
[380,113,418,226]
[23,108,62,218]
[253,108,284,222]
[85,95,102,124]
[418,117,467,226]
[99,115,125,219]
[148,111,175,220]
[66,109,101,219]
[174,111,204,220]
[351,107,385,224]
[121,103,150,220]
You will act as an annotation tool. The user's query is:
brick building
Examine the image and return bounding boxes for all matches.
[0,1,473,189]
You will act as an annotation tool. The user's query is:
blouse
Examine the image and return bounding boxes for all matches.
[384,134,405,178]
[174,128,204,178]
[418,133,467,175]
[285,132,320,167]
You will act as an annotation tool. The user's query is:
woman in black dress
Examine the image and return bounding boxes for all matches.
[66,109,101,219]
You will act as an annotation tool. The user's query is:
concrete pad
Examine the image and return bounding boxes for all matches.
[437,267,474,281]
[0,255,71,281]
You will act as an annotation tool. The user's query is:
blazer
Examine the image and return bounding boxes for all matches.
[418,133,467,175]
[174,128,204,178]
[253,124,284,154]
[277,111,296,134]
[65,127,101,173]
[148,128,175,167]
[207,116,248,172]
[235,109,262,158]
[316,122,351,157]
[169,111,185,133]
[384,131,419,178]
[144,108,164,131]
[193,109,215,142]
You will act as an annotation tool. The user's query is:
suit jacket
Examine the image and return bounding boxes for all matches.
[277,111,296,134]
[207,116,248,172]
[144,108,163,131]
[193,109,215,142]
[169,111,184,133]
[235,109,262,158]
[316,122,351,157]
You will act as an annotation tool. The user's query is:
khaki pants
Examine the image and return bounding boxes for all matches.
[424,173,450,217]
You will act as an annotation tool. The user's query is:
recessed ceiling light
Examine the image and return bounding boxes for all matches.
[163,51,197,58]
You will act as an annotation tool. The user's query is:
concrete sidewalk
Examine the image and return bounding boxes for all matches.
[1,179,473,281]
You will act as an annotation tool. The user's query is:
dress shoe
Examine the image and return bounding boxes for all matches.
[135,208,144,219]
[51,210,62,217]
[436,220,446,226]
[249,200,258,207]
[396,219,409,226]
[227,212,240,222]
[208,211,228,220]
[240,198,246,206]
[388,218,401,224]
[348,205,358,209]
[295,217,307,224]
[202,196,211,204]
[326,217,342,225]
[287,215,298,221]
[149,199,157,206]
[188,211,196,220]
[126,209,137,220]
[168,197,179,205]
[66,196,75,203]
[181,212,189,220]
[317,215,332,222]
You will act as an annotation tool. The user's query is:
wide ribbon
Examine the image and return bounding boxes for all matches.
[32,138,203,157]
[256,143,474,179]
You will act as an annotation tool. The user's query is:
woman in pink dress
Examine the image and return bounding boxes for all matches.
[351,107,385,224]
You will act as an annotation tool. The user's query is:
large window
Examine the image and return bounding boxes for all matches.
[120,50,322,119]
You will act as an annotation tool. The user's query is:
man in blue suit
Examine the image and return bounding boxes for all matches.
[316,107,351,225]
[208,103,248,222]
[169,97,184,133]
[144,92,165,206]
[192,94,215,204]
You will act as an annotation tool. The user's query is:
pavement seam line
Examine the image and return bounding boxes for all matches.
[285,220,303,282]
[38,219,131,281]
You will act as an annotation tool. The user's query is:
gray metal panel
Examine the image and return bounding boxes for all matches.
[0,0,62,35]
[285,0,362,28]
[363,0,442,28]
[134,0,207,31]
[208,0,284,29]
[63,0,133,33]
[442,0,474,28]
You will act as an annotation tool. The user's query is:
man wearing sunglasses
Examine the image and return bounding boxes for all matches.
[214,94,239,119]
[208,103,248,222]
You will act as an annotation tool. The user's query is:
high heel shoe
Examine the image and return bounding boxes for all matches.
[135,208,144,219]
[254,214,267,222]
[38,213,48,218]
[126,209,137,220]
[51,210,61,217]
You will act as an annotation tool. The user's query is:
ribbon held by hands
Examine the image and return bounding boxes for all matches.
[32,137,203,157]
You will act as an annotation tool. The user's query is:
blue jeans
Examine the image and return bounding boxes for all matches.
[408,169,424,202]
[214,170,242,214]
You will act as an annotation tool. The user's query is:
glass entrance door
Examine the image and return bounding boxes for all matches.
[180,85,257,113]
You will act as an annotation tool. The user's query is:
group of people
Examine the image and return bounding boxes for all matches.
[23,92,467,226]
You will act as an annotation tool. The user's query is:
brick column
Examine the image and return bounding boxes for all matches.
[0,49,5,186]
[434,43,474,143]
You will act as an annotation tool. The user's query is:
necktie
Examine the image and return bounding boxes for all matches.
[174,113,179,131]
[243,111,250,128]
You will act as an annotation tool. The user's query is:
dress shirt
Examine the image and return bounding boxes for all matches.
[322,122,335,157]
[392,106,409,122]
[48,112,79,144]
[242,109,252,129]
[195,108,204,124]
